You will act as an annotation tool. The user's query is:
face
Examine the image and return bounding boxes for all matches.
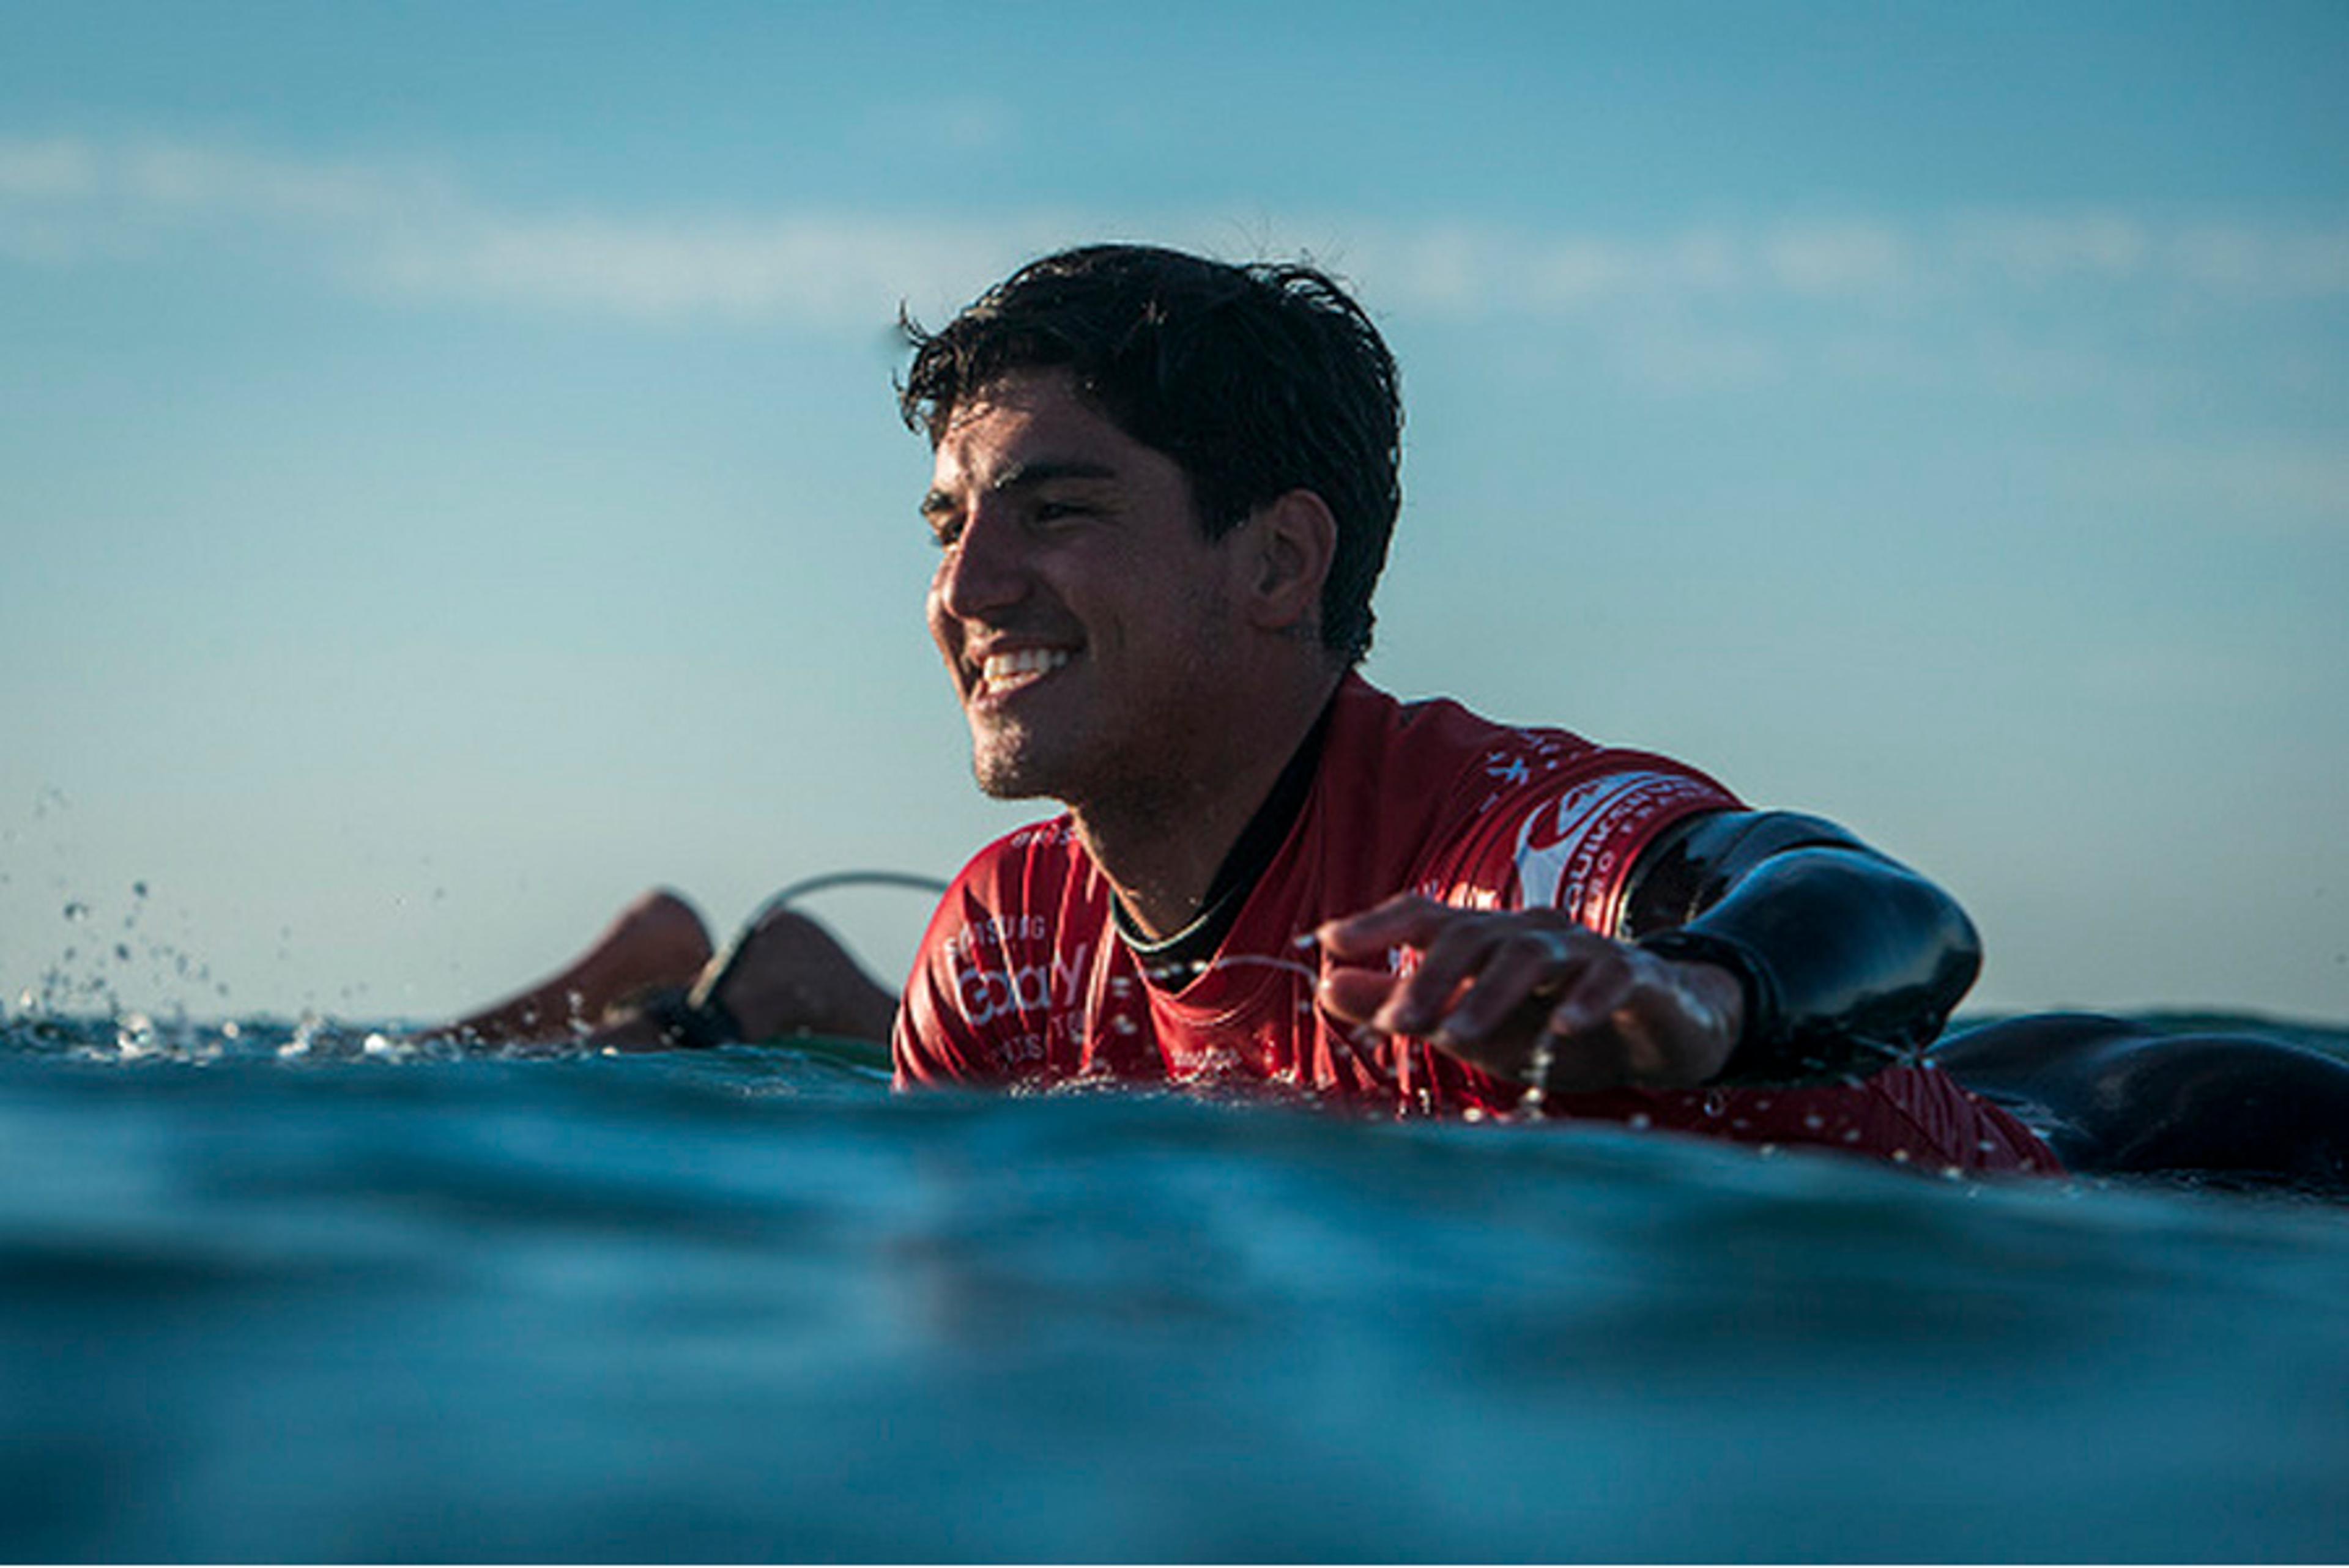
[922,370,1254,811]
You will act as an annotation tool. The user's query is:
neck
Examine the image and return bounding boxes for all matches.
[1072,668,1342,941]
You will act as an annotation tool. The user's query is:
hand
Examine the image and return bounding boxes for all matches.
[1313,895,1744,1093]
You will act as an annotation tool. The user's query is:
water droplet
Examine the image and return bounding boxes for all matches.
[281,1011,324,1059]
[62,901,89,922]
[1517,1030,1558,1118]
[114,1012,157,1060]
[1803,1113,1825,1131]
[132,881,148,898]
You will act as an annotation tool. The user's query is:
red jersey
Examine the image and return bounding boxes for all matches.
[895,676,2055,1175]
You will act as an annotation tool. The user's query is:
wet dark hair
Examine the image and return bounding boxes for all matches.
[899,244,1401,667]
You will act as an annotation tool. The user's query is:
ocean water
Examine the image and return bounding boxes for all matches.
[2,1011,2346,1562]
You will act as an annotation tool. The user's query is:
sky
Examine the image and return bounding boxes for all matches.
[3,0,2345,1026]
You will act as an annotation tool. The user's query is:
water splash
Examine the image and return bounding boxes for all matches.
[114,1010,157,1060]
[362,1030,418,1062]
[1142,951,1323,989]
[1117,931,1406,1095]
[278,1011,325,1059]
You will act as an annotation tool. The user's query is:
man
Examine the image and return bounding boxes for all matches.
[885,243,2041,1173]
[447,245,2349,1192]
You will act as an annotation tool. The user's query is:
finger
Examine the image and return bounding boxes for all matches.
[1375,915,1507,1037]
[1314,894,1452,960]
[1316,964,1401,1027]
[1543,946,1636,1039]
[1431,925,1581,1047]
[1531,961,1644,1092]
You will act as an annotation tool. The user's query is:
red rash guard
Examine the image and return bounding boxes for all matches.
[895,676,2055,1175]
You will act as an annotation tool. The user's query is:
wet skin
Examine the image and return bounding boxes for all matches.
[922,369,1264,824]
[1315,895,1745,1092]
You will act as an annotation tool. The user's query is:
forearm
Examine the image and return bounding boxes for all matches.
[1628,816,1981,1085]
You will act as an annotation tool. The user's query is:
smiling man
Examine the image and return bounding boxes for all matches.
[445,244,2349,1193]
[883,245,2053,1172]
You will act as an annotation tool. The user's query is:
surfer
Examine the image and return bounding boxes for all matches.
[443,244,2348,1194]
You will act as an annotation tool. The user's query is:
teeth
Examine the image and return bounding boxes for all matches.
[981,648,1072,687]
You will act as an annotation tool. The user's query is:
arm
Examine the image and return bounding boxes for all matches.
[1623,811,1982,1084]
[1315,810,1981,1091]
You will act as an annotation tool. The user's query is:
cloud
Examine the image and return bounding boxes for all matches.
[0,137,97,197]
[1761,223,1909,295]
[0,134,1042,324]
[5,132,2348,342]
[1345,212,2349,320]
[1954,213,2151,283]
[2065,439,2349,536]
[364,213,1044,324]
[2170,226,2349,300]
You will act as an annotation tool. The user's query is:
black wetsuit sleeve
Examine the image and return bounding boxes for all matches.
[1619,811,1982,1086]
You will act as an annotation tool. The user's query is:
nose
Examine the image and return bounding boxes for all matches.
[931,501,1029,624]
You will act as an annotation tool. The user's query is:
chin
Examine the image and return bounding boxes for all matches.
[966,704,1099,800]
[973,766,1051,802]
[968,741,1063,802]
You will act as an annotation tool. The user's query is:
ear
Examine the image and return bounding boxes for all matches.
[1238,488,1337,637]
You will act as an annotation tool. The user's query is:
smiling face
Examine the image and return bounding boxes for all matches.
[922,370,1256,813]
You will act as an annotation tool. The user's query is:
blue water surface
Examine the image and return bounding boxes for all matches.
[2,1011,2345,1561]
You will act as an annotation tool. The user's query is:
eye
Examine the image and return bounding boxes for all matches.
[924,512,964,549]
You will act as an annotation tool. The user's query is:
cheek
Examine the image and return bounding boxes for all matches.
[924,572,952,650]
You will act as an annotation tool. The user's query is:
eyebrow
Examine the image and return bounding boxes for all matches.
[922,459,1119,516]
